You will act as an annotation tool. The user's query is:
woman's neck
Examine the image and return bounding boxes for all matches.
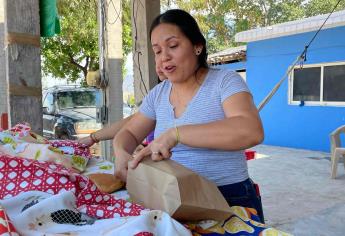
[172,67,208,92]
[170,67,208,117]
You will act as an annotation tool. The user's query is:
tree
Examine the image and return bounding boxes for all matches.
[122,0,132,56]
[41,0,99,82]
[42,0,345,82]
[161,0,238,53]
[160,0,344,53]
[162,0,306,52]
[232,0,306,29]
[304,0,345,17]
[41,0,132,83]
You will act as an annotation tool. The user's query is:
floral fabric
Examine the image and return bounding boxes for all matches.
[186,207,291,236]
[0,124,292,236]
[0,154,190,235]
[0,154,144,218]
[0,123,91,172]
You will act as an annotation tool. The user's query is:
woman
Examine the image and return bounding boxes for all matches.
[113,9,265,223]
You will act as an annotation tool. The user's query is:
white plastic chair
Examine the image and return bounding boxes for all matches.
[330,125,345,178]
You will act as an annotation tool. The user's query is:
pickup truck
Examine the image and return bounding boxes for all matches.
[42,86,102,140]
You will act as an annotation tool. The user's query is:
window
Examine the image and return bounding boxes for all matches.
[56,90,100,109]
[289,62,345,106]
[324,64,345,102]
[42,92,55,113]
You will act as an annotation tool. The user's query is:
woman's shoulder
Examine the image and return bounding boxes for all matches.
[144,79,171,106]
[206,68,243,87]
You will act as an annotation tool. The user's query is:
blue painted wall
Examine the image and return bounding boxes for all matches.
[214,61,246,71]
[239,26,345,152]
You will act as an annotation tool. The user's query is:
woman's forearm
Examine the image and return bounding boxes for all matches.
[113,128,140,181]
[177,115,264,151]
[113,113,156,181]
[113,128,141,156]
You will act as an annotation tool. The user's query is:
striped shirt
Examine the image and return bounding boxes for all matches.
[140,68,250,186]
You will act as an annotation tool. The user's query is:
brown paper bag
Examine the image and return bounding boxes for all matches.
[126,158,232,221]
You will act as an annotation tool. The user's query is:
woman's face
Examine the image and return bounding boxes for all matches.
[151,23,200,83]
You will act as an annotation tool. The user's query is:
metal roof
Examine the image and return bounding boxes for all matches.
[207,45,247,64]
[43,85,99,92]
[235,9,345,43]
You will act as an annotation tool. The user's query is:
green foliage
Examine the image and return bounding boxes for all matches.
[41,0,99,82]
[304,0,345,17]
[127,94,136,107]
[165,0,237,53]
[122,0,132,78]
[41,0,133,83]
[122,0,132,56]
[234,0,305,26]
[42,0,345,83]
[160,0,345,53]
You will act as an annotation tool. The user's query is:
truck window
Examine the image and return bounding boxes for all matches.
[56,90,100,109]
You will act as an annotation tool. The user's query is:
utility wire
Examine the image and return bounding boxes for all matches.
[258,0,343,111]
[132,0,149,99]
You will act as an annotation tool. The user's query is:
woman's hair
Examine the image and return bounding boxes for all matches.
[150,9,208,68]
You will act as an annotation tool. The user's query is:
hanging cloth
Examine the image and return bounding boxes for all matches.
[39,0,61,37]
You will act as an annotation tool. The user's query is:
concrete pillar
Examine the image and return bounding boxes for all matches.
[131,0,160,104]
[4,0,42,133]
[100,0,123,160]
[0,0,7,115]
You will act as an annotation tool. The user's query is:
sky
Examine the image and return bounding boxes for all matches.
[123,52,134,94]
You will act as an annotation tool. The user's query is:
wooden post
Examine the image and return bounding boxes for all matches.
[4,0,42,133]
[131,0,160,104]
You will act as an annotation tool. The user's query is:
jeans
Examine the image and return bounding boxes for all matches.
[218,178,265,223]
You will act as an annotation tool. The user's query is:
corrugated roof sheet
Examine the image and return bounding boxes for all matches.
[207,45,246,64]
[235,9,345,43]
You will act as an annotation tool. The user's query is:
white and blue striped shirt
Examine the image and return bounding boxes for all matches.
[140,68,250,186]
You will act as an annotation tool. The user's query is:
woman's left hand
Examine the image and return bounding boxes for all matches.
[78,135,95,147]
[129,128,178,169]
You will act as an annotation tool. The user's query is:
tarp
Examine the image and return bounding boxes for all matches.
[40,0,61,37]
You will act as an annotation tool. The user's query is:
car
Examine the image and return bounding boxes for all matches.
[42,86,102,140]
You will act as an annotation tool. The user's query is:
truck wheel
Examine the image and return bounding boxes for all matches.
[59,134,69,140]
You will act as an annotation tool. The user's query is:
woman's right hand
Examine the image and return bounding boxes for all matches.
[78,135,95,147]
[133,144,145,155]
[129,128,177,169]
